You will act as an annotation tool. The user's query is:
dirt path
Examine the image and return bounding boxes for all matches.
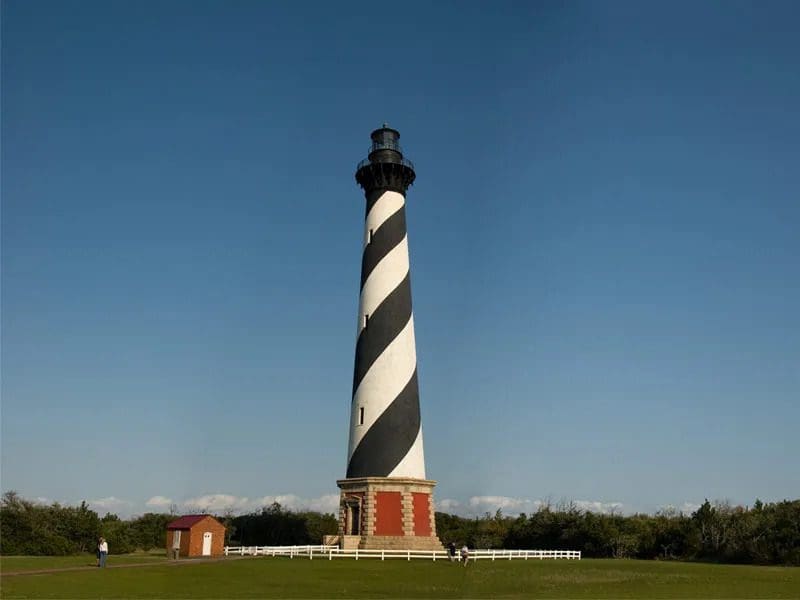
[0,555,254,577]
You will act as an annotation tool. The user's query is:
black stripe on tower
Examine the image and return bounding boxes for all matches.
[360,207,406,288]
[352,272,413,393]
[347,370,421,478]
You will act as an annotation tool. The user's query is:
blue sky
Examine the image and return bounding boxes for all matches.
[2,0,798,518]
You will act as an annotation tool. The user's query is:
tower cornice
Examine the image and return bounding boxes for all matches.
[355,159,416,195]
[337,477,438,487]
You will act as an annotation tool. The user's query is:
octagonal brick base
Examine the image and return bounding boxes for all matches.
[336,477,444,551]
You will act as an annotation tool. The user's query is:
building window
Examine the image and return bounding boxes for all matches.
[359,407,364,425]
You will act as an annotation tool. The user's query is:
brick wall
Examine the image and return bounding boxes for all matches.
[412,492,431,536]
[375,491,404,535]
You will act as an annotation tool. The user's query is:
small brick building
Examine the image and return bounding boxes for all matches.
[165,514,226,557]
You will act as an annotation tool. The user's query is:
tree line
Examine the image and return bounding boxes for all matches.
[435,499,800,565]
[0,491,176,555]
[2,491,797,565]
[0,492,335,556]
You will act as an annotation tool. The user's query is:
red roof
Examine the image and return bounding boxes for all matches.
[166,514,214,530]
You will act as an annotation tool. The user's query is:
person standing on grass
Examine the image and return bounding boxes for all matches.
[98,537,108,567]
[460,544,469,566]
[96,538,101,566]
[448,541,457,562]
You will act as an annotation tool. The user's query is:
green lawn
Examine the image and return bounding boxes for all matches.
[1,552,167,573]
[1,557,798,599]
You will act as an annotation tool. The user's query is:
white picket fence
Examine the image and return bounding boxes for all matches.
[223,545,580,561]
[224,545,331,557]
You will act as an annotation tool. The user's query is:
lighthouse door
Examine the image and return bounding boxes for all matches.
[344,498,361,536]
[202,532,212,556]
[349,505,360,535]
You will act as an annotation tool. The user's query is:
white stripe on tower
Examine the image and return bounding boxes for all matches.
[347,126,424,479]
[349,316,417,455]
[365,190,405,234]
[358,236,409,335]
[387,427,425,478]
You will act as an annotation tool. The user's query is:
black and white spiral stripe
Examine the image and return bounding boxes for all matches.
[346,188,425,479]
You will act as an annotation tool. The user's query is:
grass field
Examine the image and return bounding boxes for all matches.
[1,551,167,572]
[1,555,798,599]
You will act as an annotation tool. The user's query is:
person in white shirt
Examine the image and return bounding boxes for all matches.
[460,545,469,566]
[98,538,109,567]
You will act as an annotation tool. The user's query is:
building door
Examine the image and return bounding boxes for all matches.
[343,496,361,536]
[171,530,182,558]
[202,532,212,556]
[349,504,360,535]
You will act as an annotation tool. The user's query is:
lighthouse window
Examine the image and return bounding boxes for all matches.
[359,407,364,425]
[364,314,369,328]
[368,229,374,244]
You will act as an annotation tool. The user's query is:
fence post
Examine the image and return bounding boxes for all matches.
[407,550,411,561]
[492,550,496,562]
[355,548,359,561]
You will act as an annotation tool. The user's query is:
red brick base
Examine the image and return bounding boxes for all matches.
[336,477,443,550]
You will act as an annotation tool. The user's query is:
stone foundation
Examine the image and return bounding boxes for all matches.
[358,535,445,551]
[336,477,443,551]
[340,535,361,550]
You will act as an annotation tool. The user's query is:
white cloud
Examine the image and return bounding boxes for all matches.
[467,496,544,516]
[255,494,339,514]
[33,497,52,505]
[179,493,339,515]
[145,496,173,508]
[658,502,701,515]
[254,494,300,510]
[183,494,253,513]
[437,498,462,511]
[89,496,133,512]
[573,500,624,514]
[435,496,626,517]
[658,502,700,515]
[46,491,632,519]
[145,492,623,518]
[681,502,701,514]
[302,494,339,514]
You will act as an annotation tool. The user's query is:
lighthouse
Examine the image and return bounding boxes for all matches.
[336,126,442,551]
